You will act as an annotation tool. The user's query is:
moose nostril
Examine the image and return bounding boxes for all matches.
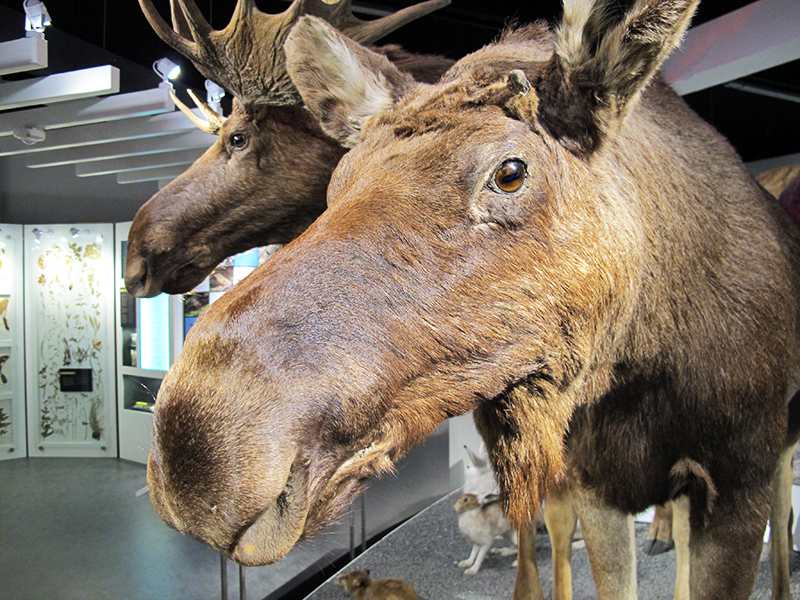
[124,257,155,298]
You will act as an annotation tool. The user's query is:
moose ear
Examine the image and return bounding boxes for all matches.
[537,0,699,156]
[286,16,417,148]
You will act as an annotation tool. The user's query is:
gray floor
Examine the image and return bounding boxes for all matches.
[0,432,450,600]
[307,489,800,600]
[0,458,359,600]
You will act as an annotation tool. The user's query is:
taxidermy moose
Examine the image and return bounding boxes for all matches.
[146,1,800,599]
[125,0,452,298]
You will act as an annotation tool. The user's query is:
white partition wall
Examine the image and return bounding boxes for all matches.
[24,224,116,457]
[0,225,26,460]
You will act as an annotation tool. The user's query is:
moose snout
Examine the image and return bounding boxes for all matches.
[124,255,159,298]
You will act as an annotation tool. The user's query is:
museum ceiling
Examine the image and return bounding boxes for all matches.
[0,0,798,204]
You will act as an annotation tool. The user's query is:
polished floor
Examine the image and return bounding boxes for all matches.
[0,449,449,600]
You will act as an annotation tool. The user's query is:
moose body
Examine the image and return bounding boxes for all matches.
[147,1,800,598]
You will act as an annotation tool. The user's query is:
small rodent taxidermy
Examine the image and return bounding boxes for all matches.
[335,569,419,600]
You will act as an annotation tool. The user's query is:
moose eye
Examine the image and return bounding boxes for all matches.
[230,133,248,150]
[492,159,526,193]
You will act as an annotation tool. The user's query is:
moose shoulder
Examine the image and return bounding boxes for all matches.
[147,1,800,598]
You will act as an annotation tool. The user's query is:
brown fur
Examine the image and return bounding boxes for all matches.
[148,2,800,598]
[335,570,419,600]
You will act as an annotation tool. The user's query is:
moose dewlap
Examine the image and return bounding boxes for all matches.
[147,1,800,598]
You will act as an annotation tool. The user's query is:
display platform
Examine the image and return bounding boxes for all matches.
[307,488,800,600]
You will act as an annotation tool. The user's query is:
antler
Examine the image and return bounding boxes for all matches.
[169,89,227,134]
[139,0,450,106]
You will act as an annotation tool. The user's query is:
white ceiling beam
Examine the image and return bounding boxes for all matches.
[664,0,800,96]
[0,65,120,111]
[0,34,48,76]
[117,165,190,184]
[25,130,216,168]
[75,148,205,177]
[0,108,203,156]
[0,88,175,136]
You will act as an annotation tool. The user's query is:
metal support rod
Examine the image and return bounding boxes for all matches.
[220,554,228,600]
[239,564,246,600]
[349,507,356,560]
[360,494,367,553]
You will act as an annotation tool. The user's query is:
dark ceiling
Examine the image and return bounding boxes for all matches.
[1,0,799,164]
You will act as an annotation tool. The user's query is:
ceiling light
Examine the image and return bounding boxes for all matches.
[23,0,51,35]
[153,58,181,88]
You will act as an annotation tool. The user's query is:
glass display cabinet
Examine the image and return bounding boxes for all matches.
[24,224,116,457]
[115,222,178,464]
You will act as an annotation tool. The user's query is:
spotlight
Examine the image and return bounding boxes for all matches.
[153,58,181,88]
[96,234,104,243]
[32,227,41,239]
[205,80,225,115]
[23,0,51,35]
[70,228,79,238]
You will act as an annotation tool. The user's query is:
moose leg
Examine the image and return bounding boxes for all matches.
[571,484,637,600]
[769,440,797,600]
[544,484,578,600]
[687,493,769,600]
[671,496,691,600]
[645,502,675,555]
[512,524,545,600]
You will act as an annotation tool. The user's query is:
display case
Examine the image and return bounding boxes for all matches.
[115,222,177,464]
[0,225,26,460]
[24,224,116,457]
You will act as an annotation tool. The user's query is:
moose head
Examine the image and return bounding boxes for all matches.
[148,4,800,597]
[125,0,451,297]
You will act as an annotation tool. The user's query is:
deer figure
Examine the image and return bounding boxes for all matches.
[125,0,452,298]
[145,2,800,600]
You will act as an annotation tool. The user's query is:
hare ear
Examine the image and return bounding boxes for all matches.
[537,0,699,156]
[464,445,488,469]
[286,16,417,148]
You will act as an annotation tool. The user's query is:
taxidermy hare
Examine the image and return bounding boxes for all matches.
[454,493,517,575]
[335,569,419,600]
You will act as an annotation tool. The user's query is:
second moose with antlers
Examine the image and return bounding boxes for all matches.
[126,0,452,298]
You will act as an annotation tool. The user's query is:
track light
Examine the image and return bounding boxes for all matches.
[153,58,181,88]
[23,0,51,35]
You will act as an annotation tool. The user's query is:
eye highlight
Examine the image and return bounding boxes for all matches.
[492,159,526,193]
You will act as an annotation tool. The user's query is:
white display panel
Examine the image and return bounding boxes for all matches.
[24,224,116,457]
[0,224,25,460]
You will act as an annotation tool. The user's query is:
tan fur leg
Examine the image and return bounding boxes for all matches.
[671,496,690,600]
[571,483,637,600]
[770,440,797,600]
[513,524,545,600]
[544,484,577,600]
[645,503,675,555]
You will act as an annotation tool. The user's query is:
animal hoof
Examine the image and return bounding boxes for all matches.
[643,538,674,556]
